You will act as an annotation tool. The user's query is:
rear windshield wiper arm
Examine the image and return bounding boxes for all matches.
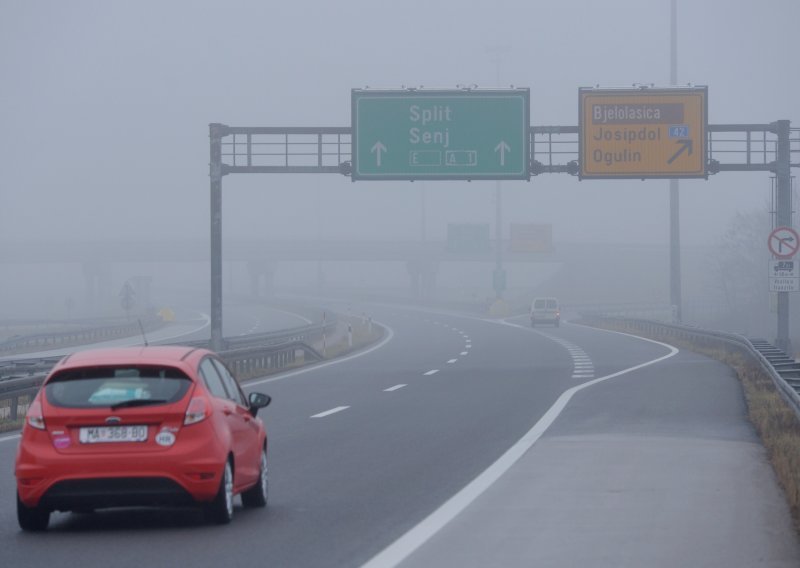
[110,399,169,410]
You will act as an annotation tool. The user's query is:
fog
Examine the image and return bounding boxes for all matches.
[1,0,798,336]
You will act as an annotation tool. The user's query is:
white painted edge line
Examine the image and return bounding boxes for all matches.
[245,321,395,387]
[384,384,407,392]
[447,359,458,364]
[311,406,350,419]
[360,332,679,568]
[0,433,21,444]
[423,370,439,376]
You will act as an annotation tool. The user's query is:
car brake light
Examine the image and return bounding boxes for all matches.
[26,399,45,430]
[184,397,208,426]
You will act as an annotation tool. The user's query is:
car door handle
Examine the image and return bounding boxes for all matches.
[223,408,233,416]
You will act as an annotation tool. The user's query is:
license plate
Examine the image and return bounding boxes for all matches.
[79,425,148,444]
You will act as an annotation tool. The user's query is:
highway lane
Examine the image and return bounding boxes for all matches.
[395,332,800,567]
[0,305,720,567]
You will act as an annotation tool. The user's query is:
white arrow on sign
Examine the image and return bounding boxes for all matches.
[371,141,387,167]
[494,141,510,166]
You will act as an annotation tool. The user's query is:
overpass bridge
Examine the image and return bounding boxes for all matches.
[0,239,713,323]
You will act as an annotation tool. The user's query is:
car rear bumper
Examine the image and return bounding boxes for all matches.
[38,476,198,511]
[16,431,227,510]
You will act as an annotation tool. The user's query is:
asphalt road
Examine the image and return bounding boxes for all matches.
[0,305,797,567]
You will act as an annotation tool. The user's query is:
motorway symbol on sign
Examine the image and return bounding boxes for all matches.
[351,89,530,181]
[768,226,800,258]
[578,87,708,179]
[770,260,799,278]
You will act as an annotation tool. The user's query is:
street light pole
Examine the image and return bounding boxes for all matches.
[669,0,683,323]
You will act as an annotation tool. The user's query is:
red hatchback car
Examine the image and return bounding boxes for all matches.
[14,345,271,531]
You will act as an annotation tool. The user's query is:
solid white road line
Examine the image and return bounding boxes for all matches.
[0,433,21,444]
[311,406,350,418]
[423,370,439,376]
[384,384,407,392]
[360,333,679,568]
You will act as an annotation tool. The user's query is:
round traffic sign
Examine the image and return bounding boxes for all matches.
[768,226,800,258]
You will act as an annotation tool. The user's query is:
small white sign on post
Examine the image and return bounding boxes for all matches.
[770,259,800,278]
[769,260,800,292]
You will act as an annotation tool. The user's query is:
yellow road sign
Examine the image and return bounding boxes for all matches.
[579,87,707,179]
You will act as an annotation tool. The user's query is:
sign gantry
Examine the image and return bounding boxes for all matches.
[209,88,799,352]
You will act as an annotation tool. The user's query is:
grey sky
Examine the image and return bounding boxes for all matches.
[1,0,798,251]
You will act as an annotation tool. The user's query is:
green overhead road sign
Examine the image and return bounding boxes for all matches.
[351,89,530,180]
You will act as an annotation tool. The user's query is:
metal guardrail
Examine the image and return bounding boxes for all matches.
[0,317,164,356]
[585,316,800,420]
[0,317,341,430]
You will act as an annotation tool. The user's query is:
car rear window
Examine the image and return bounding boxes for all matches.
[547,300,558,309]
[45,366,192,409]
[534,300,546,309]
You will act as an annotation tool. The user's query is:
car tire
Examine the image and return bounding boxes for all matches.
[555,320,560,328]
[205,460,234,524]
[17,492,50,532]
[241,448,268,508]
[530,321,536,328]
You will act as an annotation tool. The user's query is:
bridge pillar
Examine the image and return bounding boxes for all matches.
[247,261,275,298]
[407,261,438,299]
[82,262,112,315]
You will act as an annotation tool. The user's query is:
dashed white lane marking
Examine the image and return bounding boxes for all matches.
[447,359,458,364]
[311,406,350,419]
[460,351,468,356]
[547,336,595,380]
[384,384,407,392]
[361,334,679,568]
[424,369,439,376]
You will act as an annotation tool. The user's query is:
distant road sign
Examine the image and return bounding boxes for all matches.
[768,226,800,258]
[579,87,707,179]
[351,89,530,181]
[509,223,553,253]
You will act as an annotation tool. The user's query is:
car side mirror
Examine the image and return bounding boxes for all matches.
[248,392,271,416]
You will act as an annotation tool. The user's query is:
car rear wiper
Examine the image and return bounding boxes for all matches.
[109,399,169,410]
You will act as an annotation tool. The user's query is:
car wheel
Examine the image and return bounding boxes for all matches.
[555,320,560,328]
[241,448,268,508]
[205,460,234,524]
[530,321,536,328]
[17,492,50,532]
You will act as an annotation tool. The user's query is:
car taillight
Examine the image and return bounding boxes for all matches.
[184,397,208,426]
[26,399,45,430]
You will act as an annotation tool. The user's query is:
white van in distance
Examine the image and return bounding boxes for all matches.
[530,297,560,327]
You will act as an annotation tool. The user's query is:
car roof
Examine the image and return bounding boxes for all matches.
[52,345,211,374]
